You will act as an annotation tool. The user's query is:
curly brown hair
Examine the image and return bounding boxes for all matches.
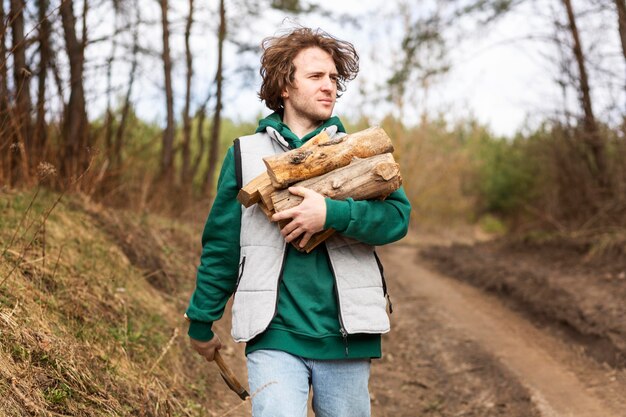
[258,27,359,112]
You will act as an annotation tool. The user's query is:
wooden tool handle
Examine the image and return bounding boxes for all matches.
[214,350,249,399]
[214,350,231,376]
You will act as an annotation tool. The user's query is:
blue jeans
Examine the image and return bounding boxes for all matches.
[246,349,371,417]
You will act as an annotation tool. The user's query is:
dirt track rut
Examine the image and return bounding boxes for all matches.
[377,243,626,417]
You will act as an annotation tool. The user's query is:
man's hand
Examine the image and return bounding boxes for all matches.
[190,334,222,362]
[271,186,326,248]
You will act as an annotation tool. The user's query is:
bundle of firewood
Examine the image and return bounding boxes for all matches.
[237,127,403,252]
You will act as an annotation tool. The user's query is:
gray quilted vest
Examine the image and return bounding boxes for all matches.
[230,126,390,342]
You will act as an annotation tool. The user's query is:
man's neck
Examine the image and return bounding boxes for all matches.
[282,112,323,139]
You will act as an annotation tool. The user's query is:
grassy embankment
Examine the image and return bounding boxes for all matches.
[0,188,241,416]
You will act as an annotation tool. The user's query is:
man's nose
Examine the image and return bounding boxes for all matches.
[320,76,334,91]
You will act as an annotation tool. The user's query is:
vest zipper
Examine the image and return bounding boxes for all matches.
[326,243,349,356]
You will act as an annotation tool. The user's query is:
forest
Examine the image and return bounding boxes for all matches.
[1,0,625,235]
[1,0,626,415]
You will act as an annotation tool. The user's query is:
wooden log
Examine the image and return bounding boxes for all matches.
[258,181,277,211]
[271,153,402,213]
[236,131,332,207]
[263,127,394,188]
[237,172,272,207]
[299,229,335,253]
[255,191,332,253]
[304,130,331,147]
[256,199,274,219]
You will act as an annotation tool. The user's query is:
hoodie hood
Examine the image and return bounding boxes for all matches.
[255,111,346,149]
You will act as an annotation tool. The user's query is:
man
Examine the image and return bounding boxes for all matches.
[186,27,411,417]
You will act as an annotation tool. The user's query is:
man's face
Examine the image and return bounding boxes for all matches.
[283,47,338,124]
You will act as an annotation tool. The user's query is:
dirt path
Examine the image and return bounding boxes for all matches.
[209,241,626,416]
[376,243,626,417]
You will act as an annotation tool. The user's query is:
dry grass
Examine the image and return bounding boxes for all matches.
[378,117,476,230]
[0,188,243,416]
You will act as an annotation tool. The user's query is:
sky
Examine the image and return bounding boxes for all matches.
[84,0,625,138]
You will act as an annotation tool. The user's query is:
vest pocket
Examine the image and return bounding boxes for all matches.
[235,256,246,292]
[373,251,393,314]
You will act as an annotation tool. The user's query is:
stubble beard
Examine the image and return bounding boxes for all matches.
[294,99,335,125]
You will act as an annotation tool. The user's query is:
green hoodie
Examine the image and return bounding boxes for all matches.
[186,112,411,359]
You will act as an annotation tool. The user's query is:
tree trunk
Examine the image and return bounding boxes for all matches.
[191,104,207,181]
[10,0,32,183]
[0,0,11,183]
[104,12,118,165]
[114,2,140,169]
[180,0,194,188]
[48,54,66,116]
[60,0,90,180]
[616,0,626,63]
[81,0,88,52]
[159,0,175,182]
[191,83,215,181]
[203,0,226,197]
[561,0,607,184]
[615,0,626,114]
[263,127,394,188]
[34,0,51,167]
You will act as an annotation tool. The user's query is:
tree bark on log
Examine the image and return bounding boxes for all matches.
[274,153,401,253]
[263,127,393,188]
[271,153,402,213]
[237,130,332,207]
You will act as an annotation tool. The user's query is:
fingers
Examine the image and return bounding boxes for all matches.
[204,345,221,362]
[200,344,219,361]
[270,187,310,222]
[285,225,303,243]
[190,335,222,361]
[270,187,325,244]
[299,231,313,248]
[286,186,307,196]
[272,207,295,222]
[280,219,300,240]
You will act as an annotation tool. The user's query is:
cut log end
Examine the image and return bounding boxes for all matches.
[237,189,260,207]
[374,162,400,181]
[238,172,273,207]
